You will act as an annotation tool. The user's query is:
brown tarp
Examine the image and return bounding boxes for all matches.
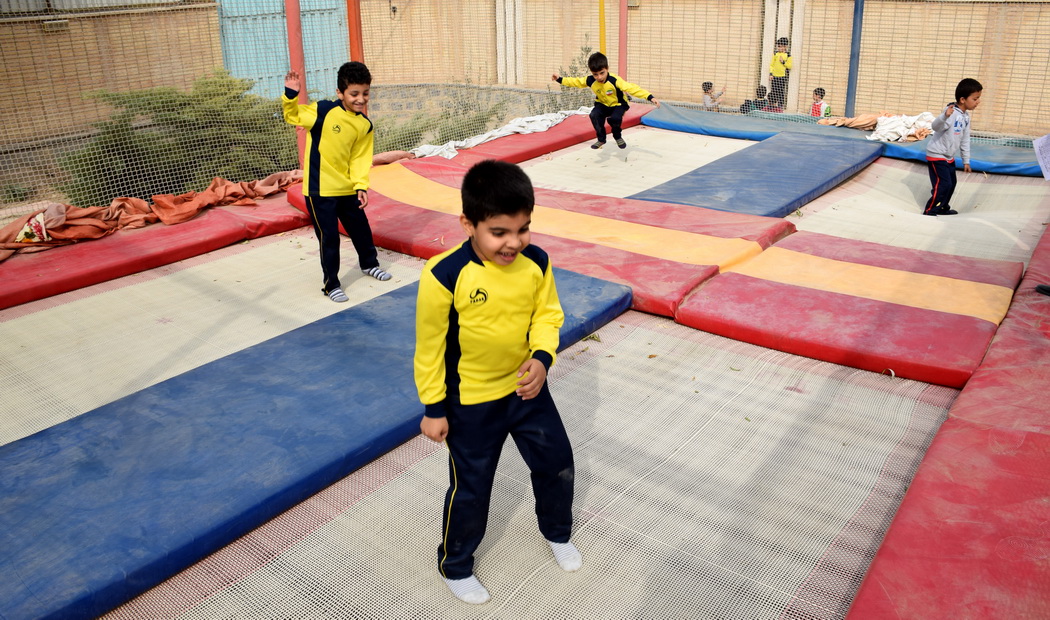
[0,170,302,262]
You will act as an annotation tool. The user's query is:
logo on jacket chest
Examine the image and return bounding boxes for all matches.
[469,288,488,305]
[332,124,342,133]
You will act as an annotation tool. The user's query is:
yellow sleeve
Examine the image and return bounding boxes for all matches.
[414,267,453,413]
[529,261,564,367]
[768,54,777,74]
[560,76,589,89]
[611,76,652,102]
[281,94,316,129]
[348,121,373,192]
[785,55,793,70]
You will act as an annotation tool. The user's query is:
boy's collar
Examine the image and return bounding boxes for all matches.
[464,239,485,266]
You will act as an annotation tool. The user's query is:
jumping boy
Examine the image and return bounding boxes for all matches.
[282,62,392,303]
[922,78,983,216]
[552,51,660,149]
[415,160,580,605]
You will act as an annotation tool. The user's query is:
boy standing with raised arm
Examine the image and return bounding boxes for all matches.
[552,51,660,149]
[923,78,983,216]
[415,160,580,605]
[282,62,392,303]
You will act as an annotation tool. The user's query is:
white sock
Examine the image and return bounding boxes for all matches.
[442,575,490,604]
[363,266,392,281]
[548,540,583,572]
[327,288,349,303]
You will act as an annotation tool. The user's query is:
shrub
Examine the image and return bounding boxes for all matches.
[60,70,298,207]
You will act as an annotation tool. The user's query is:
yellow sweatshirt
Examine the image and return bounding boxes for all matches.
[558,73,654,108]
[414,241,563,417]
[282,90,373,196]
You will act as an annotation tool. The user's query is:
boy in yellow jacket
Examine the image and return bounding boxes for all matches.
[415,160,580,604]
[552,52,660,149]
[282,62,391,303]
[768,37,793,111]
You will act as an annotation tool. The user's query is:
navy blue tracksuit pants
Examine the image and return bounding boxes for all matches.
[437,383,575,580]
[924,158,958,215]
[590,103,627,144]
[305,194,380,294]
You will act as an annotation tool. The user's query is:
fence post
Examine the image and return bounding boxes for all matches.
[618,0,628,75]
[845,0,864,117]
[284,0,306,167]
[348,0,365,62]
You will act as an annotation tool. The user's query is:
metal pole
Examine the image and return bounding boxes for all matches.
[845,0,864,117]
[618,0,627,75]
[599,0,606,54]
[347,0,365,62]
[284,0,306,167]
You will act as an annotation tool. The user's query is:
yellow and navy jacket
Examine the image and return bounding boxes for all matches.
[414,240,564,417]
[769,52,793,77]
[557,74,654,109]
[282,88,373,197]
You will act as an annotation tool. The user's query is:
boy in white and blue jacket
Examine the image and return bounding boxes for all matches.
[923,78,983,216]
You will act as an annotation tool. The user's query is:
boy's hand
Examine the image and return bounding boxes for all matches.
[515,358,547,400]
[551,73,560,82]
[284,70,301,91]
[357,189,369,209]
[964,163,973,173]
[944,103,957,116]
[651,97,661,108]
[420,415,449,443]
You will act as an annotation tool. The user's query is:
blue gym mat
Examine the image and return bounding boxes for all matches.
[642,105,1041,177]
[627,131,884,218]
[0,269,632,620]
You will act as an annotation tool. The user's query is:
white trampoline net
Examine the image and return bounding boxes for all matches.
[106,311,954,619]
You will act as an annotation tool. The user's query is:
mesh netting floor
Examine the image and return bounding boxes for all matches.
[0,230,423,447]
[520,126,753,198]
[793,157,1050,265]
[102,311,954,619]
[519,127,1050,266]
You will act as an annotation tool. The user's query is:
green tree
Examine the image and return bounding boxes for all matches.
[61,70,298,207]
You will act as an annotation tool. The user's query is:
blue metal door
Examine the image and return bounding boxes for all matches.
[219,0,349,99]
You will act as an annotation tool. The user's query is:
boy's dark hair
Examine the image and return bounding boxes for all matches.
[702,81,713,92]
[337,61,371,91]
[587,52,609,73]
[776,37,790,47]
[814,87,826,99]
[756,85,768,98]
[461,160,534,224]
[955,78,983,102]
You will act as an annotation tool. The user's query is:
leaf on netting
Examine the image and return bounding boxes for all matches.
[648,354,658,359]
[730,366,741,371]
[582,333,601,342]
